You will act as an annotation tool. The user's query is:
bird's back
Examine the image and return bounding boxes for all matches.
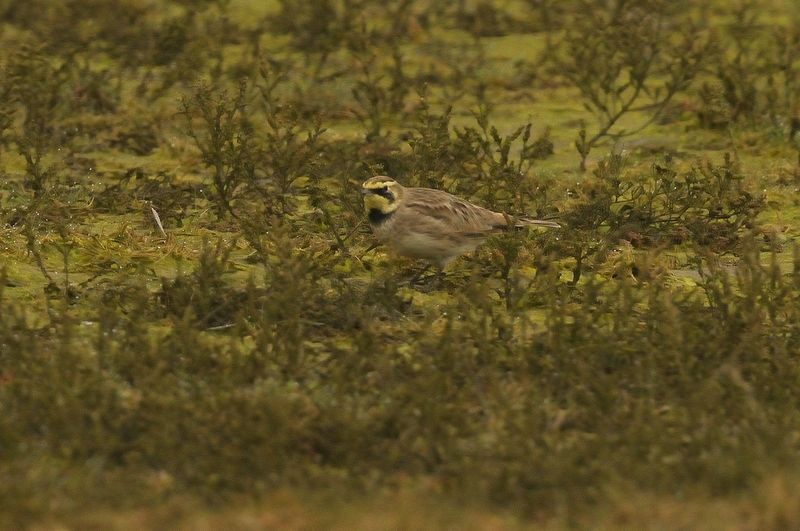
[402,187,508,235]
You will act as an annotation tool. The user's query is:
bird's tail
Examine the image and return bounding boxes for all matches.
[514,217,561,229]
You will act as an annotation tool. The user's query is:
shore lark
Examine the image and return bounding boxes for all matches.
[361,175,560,268]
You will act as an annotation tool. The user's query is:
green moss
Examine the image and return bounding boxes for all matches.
[1,0,800,527]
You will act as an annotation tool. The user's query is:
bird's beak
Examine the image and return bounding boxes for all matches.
[360,188,371,195]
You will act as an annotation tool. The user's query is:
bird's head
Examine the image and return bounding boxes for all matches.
[361,176,403,215]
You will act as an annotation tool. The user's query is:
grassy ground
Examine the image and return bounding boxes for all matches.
[1,0,800,528]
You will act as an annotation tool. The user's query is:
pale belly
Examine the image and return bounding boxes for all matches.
[372,219,482,267]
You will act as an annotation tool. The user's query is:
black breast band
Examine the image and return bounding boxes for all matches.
[369,209,393,225]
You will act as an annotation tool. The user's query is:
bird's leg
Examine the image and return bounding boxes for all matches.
[409,264,431,285]
[362,242,380,256]
[433,266,446,289]
[406,264,449,291]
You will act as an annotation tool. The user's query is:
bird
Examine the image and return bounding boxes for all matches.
[361,175,560,268]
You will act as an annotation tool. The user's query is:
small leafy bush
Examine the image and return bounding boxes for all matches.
[697,3,800,136]
[552,0,711,169]
[553,153,764,283]
[180,80,254,219]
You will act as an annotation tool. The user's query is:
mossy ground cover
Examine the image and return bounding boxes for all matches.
[1,0,800,528]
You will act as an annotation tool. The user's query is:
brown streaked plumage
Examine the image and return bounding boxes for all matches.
[361,175,560,268]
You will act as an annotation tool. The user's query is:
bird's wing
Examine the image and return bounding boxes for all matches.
[404,188,507,234]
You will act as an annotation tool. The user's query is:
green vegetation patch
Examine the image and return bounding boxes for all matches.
[1,0,799,527]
